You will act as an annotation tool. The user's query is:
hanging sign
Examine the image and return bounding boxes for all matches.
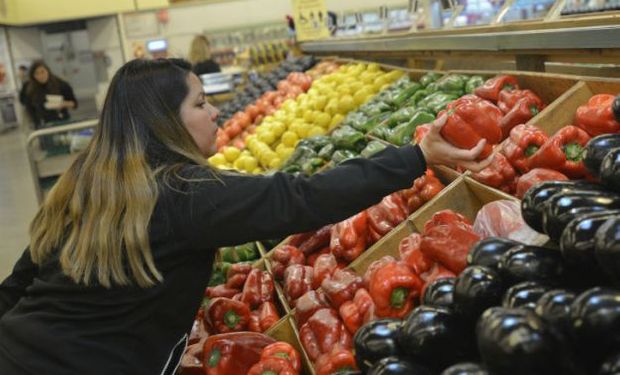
[291,0,330,41]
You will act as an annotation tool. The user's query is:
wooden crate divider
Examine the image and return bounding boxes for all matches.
[266,316,316,375]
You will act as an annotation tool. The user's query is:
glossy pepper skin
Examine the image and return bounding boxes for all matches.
[205,284,240,299]
[295,290,330,327]
[353,319,403,373]
[369,261,423,319]
[322,269,364,309]
[299,308,353,362]
[241,269,275,309]
[367,193,408,244]
[529,125,592,178]
[363,256,397,289]
[261,342,302,373]
[271,245,306,280]
[498,89,544,114]
[339,288,376,334]
[331,211,369,262]
[439,95,503,160]
[206,297,251,334]
[474,75,520,102]
[247,357,297,375]
[283,265,314,305]
[312,253,339,289]
[501,124,550,173]
[499,91,545,138]
[249,301,281,333]
[471,153,517,194]
[421,215,481,274]
[398,233,433,275]
[400,169,445,214]
[202,332,275,375]
[315,348,358,375]
[515,168,569,199]
[575,94,620,136]
[583,134,620,177]
[291,224,333,255]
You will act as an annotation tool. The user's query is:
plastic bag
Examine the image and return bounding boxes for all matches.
[473,200,548,245]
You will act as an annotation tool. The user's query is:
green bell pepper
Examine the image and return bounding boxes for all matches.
[359,112,392,134]
[392,83,422,107]
[361,140,388,158]
[404,89,431,107]
[220,242,259,263]
[343,112,369,131]
[209,262,232,286]
[331,149,359,164]
[331,125,367,150]
[317,143,336,160]
[417,92,459,115]
[465,75,485,94]
[369,124,390,140]
[420,72,443,87]
[299,135,332,152]
[363,101,393,117]
[301,157,326,175]
[386,111,435,146]
[434,74,468,96]
[385,106,418,128]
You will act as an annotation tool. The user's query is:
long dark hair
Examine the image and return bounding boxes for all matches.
[25,60,61,101]
[30,58,212,288]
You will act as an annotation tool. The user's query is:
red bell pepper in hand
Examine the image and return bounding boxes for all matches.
[315,348,358,375]
[307,246,331,267]
[575,94,620,136]
[283,265,314,305]
[399,233,434,275]
[414,123,431,143]
[367,193,408,244]
[498,89,545,114]
[205,284,240,299]
[363,256,397,289]
[299,308,352,361]
[206,297,251,334]
[421,215,481,274]
[423,210,472,233]
[241,269,274,309]
[501,124,549,173]
[312,253,339,289]
[249,301,280,333]
[247,358,297,375]
[515,168,569,199]
[439,95,503,160]
[203,332,275,375]
[369,261,423,319]
[271,245,305,280]
[321,269,363,309]
[296,225,333,255]
[330,212,368,263]
[529,125,592,178]
[474,75,520,102]
[339,288,376,334]
[295,290,330,326]
[471,153,518,194]
[261,342,302,373]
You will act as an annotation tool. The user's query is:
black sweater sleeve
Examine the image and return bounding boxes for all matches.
[0,248,37,318]
[173,144,426,248]
[60,80,78,109]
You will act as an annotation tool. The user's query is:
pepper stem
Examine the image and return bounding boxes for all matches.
[525,145,539,157]
[224,310,240,329]
[390,287,409,309]
[563,143,584,162]
[208,348,221,368]
[530,105,540,116]
[274,353,290,359]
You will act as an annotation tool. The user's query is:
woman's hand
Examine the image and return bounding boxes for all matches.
[419,115,494,172]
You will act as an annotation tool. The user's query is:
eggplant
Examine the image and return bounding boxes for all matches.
[594,216,620,285]
[601,148,620,192]
[477,307,575,375]
[498,245,565,285]
[521,181,603,233]
[366,356,432,375]
[398,306,474,369]
[467,237,521,270]
[560,210,620,277]
[422,277,456,308]
[541,191,620,241]
[534,289,576,337]
[570,287,620,363]
[453,266,505,321]
[600,350,620,375]
[614,95,620,122]
[354,319,403,373]
[440,363,488,375]
[502,281,550,310]
[583,134,620,177]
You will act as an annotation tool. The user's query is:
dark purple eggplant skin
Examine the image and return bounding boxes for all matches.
[440,363,488,375]
[601,148,620,192]
[535,289,576,337]
[366,356,432,375]
[467,237,520,270]
[594,216,620,286]
[502,281,550,310]
[453,266,505,321]
[498,245,565,285]
[583,134,620,177]
[521,181,603,233]
[614,95,620,122]
[422,277,456,308]
[599,350,620,375]
[560,210,620,275]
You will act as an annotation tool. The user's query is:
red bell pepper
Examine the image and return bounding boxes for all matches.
[249,301,280,333]
[399,170,444,214]
[225,273,248,290]
[271,245,306,280]
[363,256,397,289]
[288,232,313,248]
[179,337,206,375]
[423,210,472,233]
[367,193,408,244]
[261,342,302,373]
[241,269,275,309]
[398,232,434,275]
[291,225,333,255]
[283,265,314,305]
[315,348,358,375]
[321,269,363,309]
[414,123,431,143]
[440,95,503,160]
[498,89,545,114]
[368,261,423,319]
[312,253,339,289]
[247,358,297,375]
[339,288,376,334]
[498,91,545,138]
[330,211,368,263]
[206,297,251,334]
[515,168,569,199]
[205,284,240,299]
[474,75,520,102]
[307,246,330,267]
[224,262,253,289]
[501,124,549,173]
[295,290,330,327]
[575,94,620,136]
[203,332,275,375]
[471,153,518,194]
[529,125,592,178]
[299,308,352,362]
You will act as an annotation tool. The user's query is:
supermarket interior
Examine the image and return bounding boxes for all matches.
[0,0,620,374]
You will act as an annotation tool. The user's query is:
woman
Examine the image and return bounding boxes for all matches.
[188,35,221,76]
[19,60,78,128]
[0,58,489,374]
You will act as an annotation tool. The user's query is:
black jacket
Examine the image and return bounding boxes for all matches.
[19,78,77,127]
[0,145,426,375]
